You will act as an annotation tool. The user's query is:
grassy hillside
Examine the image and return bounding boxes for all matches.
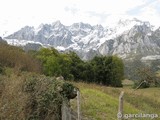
[70,82,160,120]
[0,42,41,73]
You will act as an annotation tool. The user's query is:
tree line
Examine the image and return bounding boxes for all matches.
[35,48,124,87]
[0,41,124,87]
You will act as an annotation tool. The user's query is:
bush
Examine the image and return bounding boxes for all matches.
[0,72,77,120]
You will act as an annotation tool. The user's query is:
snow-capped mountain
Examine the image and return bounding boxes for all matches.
[98,19,159,58]
[4,18,160,60]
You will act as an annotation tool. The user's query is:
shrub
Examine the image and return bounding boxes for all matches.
[0,72,77,120]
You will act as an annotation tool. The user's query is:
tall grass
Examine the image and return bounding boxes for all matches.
[70,82,160,120]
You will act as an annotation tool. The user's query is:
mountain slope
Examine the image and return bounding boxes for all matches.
[99,22,160,59]
[4,18,160,60]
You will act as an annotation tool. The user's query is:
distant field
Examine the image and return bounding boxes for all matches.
[70,82,160,120]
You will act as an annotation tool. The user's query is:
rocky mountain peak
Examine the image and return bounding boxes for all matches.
[18,26,34,33]
[52,20,63,28]
[117,18,143,27]
[71,22,92,29]
[93,24,104,31]
[4,18,160,60]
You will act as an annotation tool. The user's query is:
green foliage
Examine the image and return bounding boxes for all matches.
[80,62,94,83]
[23,75,37,92]
[59,54,72,80]
[37,48,124,87]
[44,56,61,76]
[61,82,77,99]
[90,56,124,87]
[67,51,85,81]
[23,74,76,120]
[110,56,124,87]
[37,48,61,76]
[0,72,77,120]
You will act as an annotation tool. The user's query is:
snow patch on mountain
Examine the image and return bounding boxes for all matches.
[4,18,160,60]
[5,39,42,46]
[141,55,160,61]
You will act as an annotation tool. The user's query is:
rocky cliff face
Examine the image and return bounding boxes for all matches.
[99,22,160,59]
[5,18,160,60]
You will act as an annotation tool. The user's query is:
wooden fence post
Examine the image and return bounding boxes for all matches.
[77,90,81,120]
[61,100,71,120]
[118,91,124,120]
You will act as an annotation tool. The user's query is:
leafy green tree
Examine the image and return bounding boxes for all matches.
[109,56,124,87]
[36,48,124,87]
[44,56,61,76]
[59,54,72,80]
[81,62,94,83]
[67,52,84,81]
[91,56,105,84]
[90,56,124,87]
[37,48,61,76]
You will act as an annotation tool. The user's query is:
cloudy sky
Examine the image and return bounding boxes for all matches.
[0,0,160,35]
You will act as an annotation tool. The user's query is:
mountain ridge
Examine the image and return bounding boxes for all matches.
[4,18,160,60]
